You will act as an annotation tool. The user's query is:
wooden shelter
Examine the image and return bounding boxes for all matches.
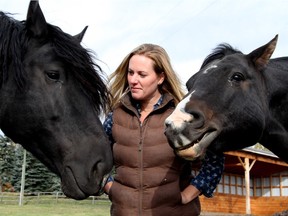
[198,147,288,215]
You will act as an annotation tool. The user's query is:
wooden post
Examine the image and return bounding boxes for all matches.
[19,149,27,206]
[238,156,256,215]
[244,158,251,214]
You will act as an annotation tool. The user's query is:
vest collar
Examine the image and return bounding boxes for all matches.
[120,92,175,114]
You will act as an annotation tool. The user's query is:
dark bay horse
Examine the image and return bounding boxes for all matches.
[165,35,288,164]
[0,1,113,199]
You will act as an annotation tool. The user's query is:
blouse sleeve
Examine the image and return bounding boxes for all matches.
[190,150,225,197]
[103,112,114,145]
[102,112,115,187]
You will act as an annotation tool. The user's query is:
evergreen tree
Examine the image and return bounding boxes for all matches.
[13,145,61,192]
[0,136,17,191]
[10,144,23,191]
[252,142,270,151]
[0,135,61,192]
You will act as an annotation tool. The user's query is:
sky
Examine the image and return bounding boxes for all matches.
[1,0,288,136]
[2,0,288,84]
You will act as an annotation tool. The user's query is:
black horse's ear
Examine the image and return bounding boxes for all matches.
[73,26,88,43]
[26,0,48,37]
[247,35,278,71]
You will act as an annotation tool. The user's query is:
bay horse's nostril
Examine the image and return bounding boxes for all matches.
[189,111,205,128]
[165,119,171,127]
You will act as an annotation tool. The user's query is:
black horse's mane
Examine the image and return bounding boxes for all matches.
[200,43,243,69]
[0,12,110,113]
[0,12,28,89]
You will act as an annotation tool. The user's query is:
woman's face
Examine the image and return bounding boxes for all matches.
[127,54,164,102]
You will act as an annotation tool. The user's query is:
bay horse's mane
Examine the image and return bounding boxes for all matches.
[200,43,243,69]
[0,12,110,113]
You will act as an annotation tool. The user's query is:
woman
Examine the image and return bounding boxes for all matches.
[103,44,224,216]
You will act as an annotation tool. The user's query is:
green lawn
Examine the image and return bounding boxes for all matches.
[0,200,111,216]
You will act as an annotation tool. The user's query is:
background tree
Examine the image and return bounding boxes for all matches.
[252,142,271,152]
[0,136,17,191]
[0,135,61,192]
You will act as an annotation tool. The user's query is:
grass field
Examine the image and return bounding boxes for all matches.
[0,193,111,216]
[0,200,111,216]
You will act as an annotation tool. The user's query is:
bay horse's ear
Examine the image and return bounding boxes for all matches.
[26,0,48,38]
[247,35,278,71]
[74,26,88,43]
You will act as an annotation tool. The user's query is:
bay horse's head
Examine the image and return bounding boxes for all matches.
[165,35,278,161]
[0,1,113,199]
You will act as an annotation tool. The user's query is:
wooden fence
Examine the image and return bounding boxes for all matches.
[0,192,109,205]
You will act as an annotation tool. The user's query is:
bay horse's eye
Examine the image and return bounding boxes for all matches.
[230,72,245,82]
[46,71,60,81]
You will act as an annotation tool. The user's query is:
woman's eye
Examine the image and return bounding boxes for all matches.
[128,70,134,75]
[46,71,60,80]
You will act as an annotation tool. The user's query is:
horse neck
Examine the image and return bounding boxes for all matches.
[264,58,288,94]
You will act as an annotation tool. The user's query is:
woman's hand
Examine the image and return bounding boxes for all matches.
[181,185,201,204]
[104,181,113,195]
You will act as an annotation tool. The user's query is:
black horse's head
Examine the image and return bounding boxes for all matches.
[165,35,278,161]
[0,1,113,199]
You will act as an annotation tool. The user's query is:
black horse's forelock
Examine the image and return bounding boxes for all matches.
[0,12,110,114]
[200,43,243,69]
[48,25,111,113]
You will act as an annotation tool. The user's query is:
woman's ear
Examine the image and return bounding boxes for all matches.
[158,72,165,85]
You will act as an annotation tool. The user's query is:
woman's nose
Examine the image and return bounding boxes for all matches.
[129,74,138,84]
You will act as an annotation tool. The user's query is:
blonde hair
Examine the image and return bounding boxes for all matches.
[108,44,185,109]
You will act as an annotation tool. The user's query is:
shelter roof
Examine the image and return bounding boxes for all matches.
[224,147,288,177]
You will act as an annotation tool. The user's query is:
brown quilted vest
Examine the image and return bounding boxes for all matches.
[109,93,201,216]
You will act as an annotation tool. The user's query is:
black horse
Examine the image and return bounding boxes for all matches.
[165,35,288,164]
[0,1,113,199]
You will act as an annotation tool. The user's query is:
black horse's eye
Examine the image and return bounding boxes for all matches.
[46,71,60,80]
[230,72,245,82]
